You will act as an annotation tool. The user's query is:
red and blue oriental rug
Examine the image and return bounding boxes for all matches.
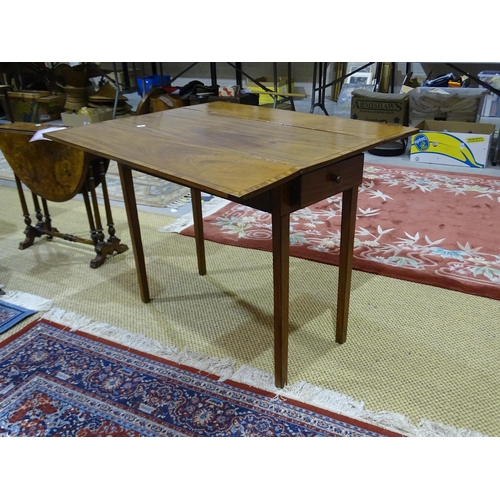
[0,319,401,437]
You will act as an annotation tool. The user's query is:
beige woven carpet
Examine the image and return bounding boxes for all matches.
[1,183,499,436]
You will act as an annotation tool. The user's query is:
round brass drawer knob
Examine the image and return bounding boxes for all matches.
[331,174,342,183]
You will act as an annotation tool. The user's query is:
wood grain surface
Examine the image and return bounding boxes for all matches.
[0,123,87,202]
[47,102,417,200]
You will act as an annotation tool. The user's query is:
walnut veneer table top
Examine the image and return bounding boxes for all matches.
[47,102,417,201]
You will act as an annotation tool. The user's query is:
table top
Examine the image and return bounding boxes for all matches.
[47,102,418,200]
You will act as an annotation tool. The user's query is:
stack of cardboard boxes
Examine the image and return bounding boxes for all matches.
[408,86,494,168]
[349,79,496,168]
[8,90,65,123]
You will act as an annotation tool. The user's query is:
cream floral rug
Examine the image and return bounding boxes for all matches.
[162,163,500,300]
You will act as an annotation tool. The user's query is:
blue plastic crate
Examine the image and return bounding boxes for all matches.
[137,75,171,96]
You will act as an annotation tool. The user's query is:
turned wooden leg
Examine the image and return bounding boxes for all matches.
[41,198,54,232]
[336,186,358,344]
[31,192,44,228]
[98,160,126,246]
[15,175,60,249]
[81,188,99,246]
[87,171,106,248]
[77,161,128,268]
[15,175,36,249]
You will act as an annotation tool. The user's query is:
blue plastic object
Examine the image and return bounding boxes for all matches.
[137,75,171,96]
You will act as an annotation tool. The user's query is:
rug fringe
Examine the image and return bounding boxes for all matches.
[1,290,54,312]
[159,196,231,234]
[41,307,235,381]
[416,419,484,437]
[29,302,485,437]
[230,365,485,437]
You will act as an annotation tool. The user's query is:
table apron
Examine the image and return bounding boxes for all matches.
[230,154,365,215]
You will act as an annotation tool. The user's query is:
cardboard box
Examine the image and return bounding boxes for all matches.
[400,72,421,94]
[409,87,486,126]
[61,108,113,127]
[350,89,409,125]
[410,120,495,168]
[35,94,66,122]
[479,115,500,131]
[244,76,294,105]
[8,90,64,122]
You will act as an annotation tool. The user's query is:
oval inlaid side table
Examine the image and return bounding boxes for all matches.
[0,122,128,268]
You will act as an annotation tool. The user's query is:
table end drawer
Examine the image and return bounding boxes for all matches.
[298,155,364,208]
